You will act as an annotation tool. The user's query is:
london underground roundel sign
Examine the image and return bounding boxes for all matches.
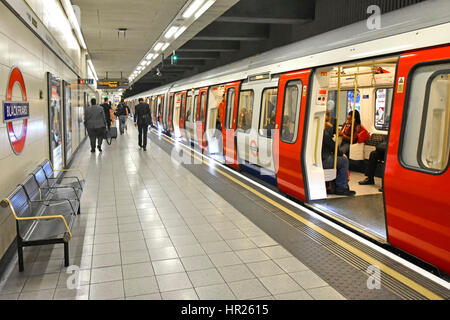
[2,67,29,155]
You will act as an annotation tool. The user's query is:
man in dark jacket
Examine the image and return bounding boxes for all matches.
[100,97,112,130]
[134,98,151,151]
[85,98,107,153]
[322,112,355,196]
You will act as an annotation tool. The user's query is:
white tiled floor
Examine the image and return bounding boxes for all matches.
[0,122,345,300]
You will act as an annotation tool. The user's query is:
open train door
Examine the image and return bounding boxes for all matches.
[384,45,450,274]
[178,91,187,141]
[196,87,209,152]
[274,69,311,201]
[223,81,240,169]
[168,92,175,136]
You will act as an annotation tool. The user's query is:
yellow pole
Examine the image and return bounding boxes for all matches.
[349,66,359,152]
[334,66,341,169]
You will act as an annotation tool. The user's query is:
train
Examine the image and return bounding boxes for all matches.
[126,3,450,276]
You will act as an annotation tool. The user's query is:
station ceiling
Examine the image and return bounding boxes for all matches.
[71,0,427,98]
[71,0,239,80]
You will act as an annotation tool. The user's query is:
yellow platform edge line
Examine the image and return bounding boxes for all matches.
[158,133,443,300]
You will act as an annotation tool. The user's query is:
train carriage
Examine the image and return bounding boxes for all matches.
[127,4,450,275]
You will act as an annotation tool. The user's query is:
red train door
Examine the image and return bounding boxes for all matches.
[223,81,240,169]
[159,95,164,129]
[179,91,187,141]
[168,93,174,135]
[196,87,209,152]
[274,69,311,201]
[384,45,450,274]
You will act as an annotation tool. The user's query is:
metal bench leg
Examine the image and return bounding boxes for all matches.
[17,241,24,272]
[64,242,69,267]
[77,205,80,215]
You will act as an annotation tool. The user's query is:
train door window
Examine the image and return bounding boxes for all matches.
[180,94,186,120]
[402,63,450,172]
[225,88,235,129]
[185,95,192,121]
[237,90,254,132]
[281,80,302,143]
[259,88,278,137]
[193,95,199,122]
[169,96,174,120]
[374,88,393,131]
[199,92,206,122]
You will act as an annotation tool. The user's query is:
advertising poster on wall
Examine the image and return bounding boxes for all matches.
[63,80,73,166]
[47,72,63,172]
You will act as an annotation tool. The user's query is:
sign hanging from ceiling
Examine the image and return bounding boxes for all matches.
[97,79,129,89]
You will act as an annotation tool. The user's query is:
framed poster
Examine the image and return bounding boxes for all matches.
[63,80,73,166]
[47,72,63,172]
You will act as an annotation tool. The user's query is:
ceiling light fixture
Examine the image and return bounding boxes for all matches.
[164,26,179,39]
[194,0,215,19]
[182,0,205,19]
[162,43,170,51]
[174,26,187,39]
[146,53,154,60]
[140,61,147,66]
[154,42,165,51]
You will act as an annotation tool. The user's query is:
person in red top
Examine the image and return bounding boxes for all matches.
[218,92,226,125]
[338,110,370,156]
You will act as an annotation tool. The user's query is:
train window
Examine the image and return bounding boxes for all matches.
[193,95,199,122]
[401,63,450,173]
[185,95,192,121]
[225,88,235,130]
[281,80,302,143]
[180,94,185,120]
[374,88,393,131]
[225,89,235,129]
[169,96,173,121]
[237,90,254,131]
[199,92,206,122]
[259,88,278,137]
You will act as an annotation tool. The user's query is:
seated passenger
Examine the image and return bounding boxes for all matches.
[338,110,369,156]
[359,141,387,185]
[238,109,247,130]
[266,112,276,138]
[323,112,355,196]
[281,117,295,142]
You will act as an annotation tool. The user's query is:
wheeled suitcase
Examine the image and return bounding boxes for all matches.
[106,127,118,145]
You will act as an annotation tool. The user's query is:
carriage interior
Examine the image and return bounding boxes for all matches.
[307,57,399,240]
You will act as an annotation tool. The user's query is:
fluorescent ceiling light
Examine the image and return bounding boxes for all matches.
[174,26,187,39]
[162,43,170,51]
[137,66,143,71]
[182,0,205,19]
[194,0,215,19]
[61,0,87,49]
[154,42,165,51]
[140,61,147,66]
[87,59,98,80]
[146,53,154,60]
[146,60,151,66]
[164,26,179,39]
[153,54,159,60]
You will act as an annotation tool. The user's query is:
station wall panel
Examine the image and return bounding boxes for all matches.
[0,1,88,261]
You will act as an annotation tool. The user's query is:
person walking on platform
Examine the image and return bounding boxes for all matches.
[101,97,112,130]
[134,98,151,151]
[116,99,130,135]
[85,98,107,153]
